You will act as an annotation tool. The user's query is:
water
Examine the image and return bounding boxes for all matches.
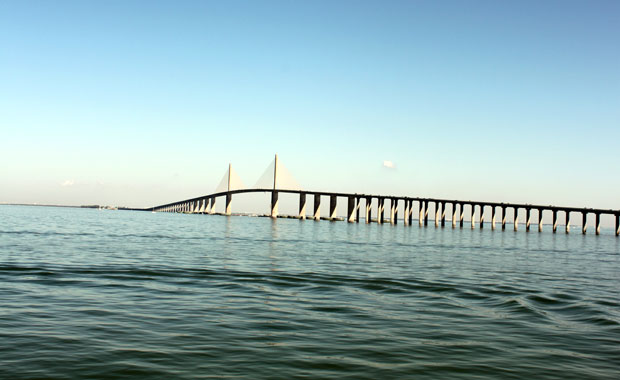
[1,205,619,379]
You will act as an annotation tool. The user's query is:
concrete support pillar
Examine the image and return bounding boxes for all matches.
[526,208,531,232]
[347,196,356,223]
[299,193,306,220]
[407,200,413,226]
[435,202,440,227]
[479,204,484,228]
[452,203,457,228]
[194,201,200,213]
[440,202,446,227]
[355,197,361,223]
[365,197,371,224]
[538,209,543,232]
[225,194,232,216]
[423,201,429,226]
[390,199,396,225]
[471,205,475,229]
[404,200,410,226]
[314,194,321,221]
[459,203,464,228]
[615,214,619,236]
[513,208,518,231]
[270,191,279,218]
[419,201,424,227]
[378,198,385,224]
[552,210,558,233]
[582,212,587,234]
[329,195,337,220]
[394,199,399,225]
[595,213,601,235]
[501,206,507,230]
[199,199,206,213]
[565,212,570,234]
[491,206,496,230]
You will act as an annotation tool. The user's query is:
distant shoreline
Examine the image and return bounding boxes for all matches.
[0,203,142,211]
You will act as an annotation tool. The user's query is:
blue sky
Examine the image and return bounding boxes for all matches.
[1,0,618,212]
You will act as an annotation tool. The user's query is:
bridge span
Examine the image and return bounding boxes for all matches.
[150,156,620,236]
[151,187,619,237]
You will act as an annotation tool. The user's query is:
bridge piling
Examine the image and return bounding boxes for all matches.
[616,214,619,236]
[491,206,496,230]
[514,208,519,231]
[582,212,587,234]
[404,200,410,226]
[208,198,214,214]
[378,198,385,224]
[452,203,457,228]
[299,193,306,220]
[347,196,356,223]
[471,204,475,229]
[565,212,570,233]
[526,208,531,232]
[365,197,371,224]
[313,194,321,221]
[441,202,446,227]
[435,202,440,227]
[479,204,484,228]
[329,196,337,220]
[501,206,507,230]
[459,203,464,228]
[355,197,361,223]
[394,199,399,225]
[423,201,429,226]
[538,209,543,232]
[390,199,396,225]
[225,194,232,215]
[271,191,279,218]
[595,213,601,235]
[419,201,424,227]
[552,210,558,233]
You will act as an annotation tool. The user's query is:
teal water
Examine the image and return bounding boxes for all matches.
[1,205,619,379]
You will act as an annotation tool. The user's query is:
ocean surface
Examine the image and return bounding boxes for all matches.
[1,205,619,379]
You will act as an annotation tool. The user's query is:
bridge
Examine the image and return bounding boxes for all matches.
[151,155,620,236]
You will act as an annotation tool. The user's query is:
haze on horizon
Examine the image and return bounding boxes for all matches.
[1,1,618,213]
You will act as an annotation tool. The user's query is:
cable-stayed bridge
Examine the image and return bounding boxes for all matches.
[151,155,620,236]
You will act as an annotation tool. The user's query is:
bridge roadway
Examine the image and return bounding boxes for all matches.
[151,188,620,236]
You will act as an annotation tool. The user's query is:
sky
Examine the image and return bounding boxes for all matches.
[1,0,619,214]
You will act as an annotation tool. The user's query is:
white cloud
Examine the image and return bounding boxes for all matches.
[61,179,75,187]
[383,160,395,169]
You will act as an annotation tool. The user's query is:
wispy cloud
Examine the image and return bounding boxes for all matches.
[61,179,75,187]
[383,160,396,169]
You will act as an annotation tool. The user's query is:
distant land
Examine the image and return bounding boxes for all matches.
[0,203,140,211]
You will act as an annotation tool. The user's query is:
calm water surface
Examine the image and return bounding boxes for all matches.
[1,205,619,379]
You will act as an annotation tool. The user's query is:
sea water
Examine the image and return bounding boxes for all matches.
[1,205,619,379]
